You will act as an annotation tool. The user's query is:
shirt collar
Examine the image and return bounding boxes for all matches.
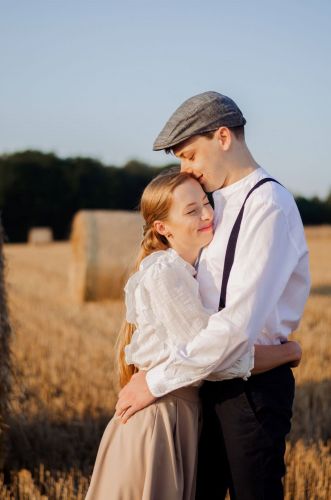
[212,166,264,201]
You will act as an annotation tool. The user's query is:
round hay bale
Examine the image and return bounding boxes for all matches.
[69,210,143,302]
[28,227,53,245]
[0,219,12,469]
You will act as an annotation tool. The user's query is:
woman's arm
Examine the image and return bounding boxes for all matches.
[252,341,302,374]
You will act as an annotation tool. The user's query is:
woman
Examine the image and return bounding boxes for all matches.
[86,170,301,500]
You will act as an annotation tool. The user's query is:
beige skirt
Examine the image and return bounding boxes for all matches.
[85,386,201,500]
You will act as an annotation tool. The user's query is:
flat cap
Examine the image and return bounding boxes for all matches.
[153,91,246,151]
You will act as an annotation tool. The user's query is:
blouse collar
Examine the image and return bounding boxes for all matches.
[139,248,197,276]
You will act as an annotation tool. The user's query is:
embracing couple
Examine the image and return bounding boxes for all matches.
[86,91,310,500]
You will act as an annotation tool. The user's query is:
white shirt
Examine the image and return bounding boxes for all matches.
[146,167,311,397]
[124,248,254,386]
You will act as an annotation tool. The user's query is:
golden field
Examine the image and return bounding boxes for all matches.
[1,226,331,499]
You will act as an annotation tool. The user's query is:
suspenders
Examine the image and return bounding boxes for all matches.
[218,178,282,311]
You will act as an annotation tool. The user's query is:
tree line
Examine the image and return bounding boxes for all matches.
[0,150,330,243]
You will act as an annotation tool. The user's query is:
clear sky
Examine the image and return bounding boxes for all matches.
[1,0,330,197]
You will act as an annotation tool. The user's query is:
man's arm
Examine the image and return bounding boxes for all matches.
[146,202,307,396]
[115,341,302,423]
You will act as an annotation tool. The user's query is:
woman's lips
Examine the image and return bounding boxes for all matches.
[198,224,213,232]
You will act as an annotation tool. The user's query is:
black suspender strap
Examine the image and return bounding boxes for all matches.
[218,177,282,311]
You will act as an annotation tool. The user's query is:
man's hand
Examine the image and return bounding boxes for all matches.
[115,371,157,423]
[287,340,302,367]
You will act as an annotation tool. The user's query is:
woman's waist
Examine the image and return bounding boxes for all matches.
[163,385,201,403]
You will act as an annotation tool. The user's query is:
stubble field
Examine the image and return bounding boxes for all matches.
[1,226,331,499]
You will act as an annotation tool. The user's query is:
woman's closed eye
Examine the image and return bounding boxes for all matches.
[186,202,210,215]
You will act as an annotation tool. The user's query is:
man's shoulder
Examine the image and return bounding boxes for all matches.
[251,169,296,217]
[245,169,307,252]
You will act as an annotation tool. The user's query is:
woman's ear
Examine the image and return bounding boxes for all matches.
[153,220,167,236]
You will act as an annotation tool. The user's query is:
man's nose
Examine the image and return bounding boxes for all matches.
[180,162,192,174]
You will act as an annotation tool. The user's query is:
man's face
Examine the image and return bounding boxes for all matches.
[174,132,225,192]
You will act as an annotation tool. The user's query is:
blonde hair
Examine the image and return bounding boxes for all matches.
[116,169,193,387]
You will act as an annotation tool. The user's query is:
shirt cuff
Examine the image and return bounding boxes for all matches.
[243,345,255,380]
[146,364,169,397]
[146,361,197,397]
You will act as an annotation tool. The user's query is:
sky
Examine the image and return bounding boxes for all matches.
[1,0,330,198]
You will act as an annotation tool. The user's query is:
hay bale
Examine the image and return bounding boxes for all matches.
[0,219,12,469]
[69,210,143,302]
[28,227,53,245]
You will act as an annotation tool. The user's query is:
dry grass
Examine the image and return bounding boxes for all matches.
[1,226,330,499]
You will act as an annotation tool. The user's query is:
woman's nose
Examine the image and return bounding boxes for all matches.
[202,205,213,220]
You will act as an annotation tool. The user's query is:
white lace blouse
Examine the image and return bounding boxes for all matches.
[124,248,254,386]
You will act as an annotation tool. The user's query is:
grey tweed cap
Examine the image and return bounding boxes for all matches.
[153,91,246,151]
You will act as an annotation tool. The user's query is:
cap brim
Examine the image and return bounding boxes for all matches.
[153,118,246,151]
[153,126,220,152]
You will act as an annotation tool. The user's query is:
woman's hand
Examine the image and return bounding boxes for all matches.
[115,371,157,423]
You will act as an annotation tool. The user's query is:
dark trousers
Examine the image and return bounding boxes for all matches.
[196,364,295,500]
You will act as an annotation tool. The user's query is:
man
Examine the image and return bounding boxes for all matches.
[116,91,310,499]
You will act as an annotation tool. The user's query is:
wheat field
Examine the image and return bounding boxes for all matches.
[0,226,330,499]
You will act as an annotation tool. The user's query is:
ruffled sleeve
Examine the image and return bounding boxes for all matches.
[139,254,210,346]
[124,270,144,324]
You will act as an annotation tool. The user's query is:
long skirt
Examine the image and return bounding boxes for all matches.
[85,386,201,500]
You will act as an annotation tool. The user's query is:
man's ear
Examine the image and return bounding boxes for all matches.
[215,127,232,151]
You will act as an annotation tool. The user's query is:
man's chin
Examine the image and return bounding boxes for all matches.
[197,176,207,189]
[195,175,213,192]
[201,181,212,192]
[204,181,220,192]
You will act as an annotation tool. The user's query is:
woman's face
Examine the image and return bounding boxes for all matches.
[155,177,214,260]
